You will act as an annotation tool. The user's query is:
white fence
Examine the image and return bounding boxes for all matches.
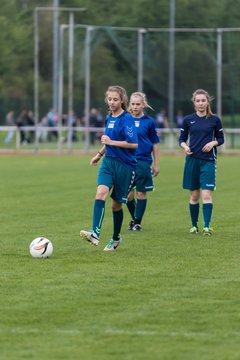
[0,126,240,151]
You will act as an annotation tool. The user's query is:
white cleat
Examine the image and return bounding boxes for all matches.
[103,239,121,252]
[80,230,99,246]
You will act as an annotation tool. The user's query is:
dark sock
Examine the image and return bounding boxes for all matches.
[92,199,105,237]
[112,208,123,241]
[189,203,199,227]
[135,199,147,224]
[203,203,213,228]
[126,199,136,220]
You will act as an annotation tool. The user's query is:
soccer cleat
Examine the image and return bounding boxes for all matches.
[103,239,121,252]
[132,224,142,231]
[80,230,99,245]
[189,226,199,234]
[202,227,213,236]
[127,220,135,230]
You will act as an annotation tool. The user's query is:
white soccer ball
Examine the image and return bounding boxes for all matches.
[29,237,53,258]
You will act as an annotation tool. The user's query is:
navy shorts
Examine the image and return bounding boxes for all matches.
[182,156,216,191]
[98,157,135,203]
[132,160,154,192]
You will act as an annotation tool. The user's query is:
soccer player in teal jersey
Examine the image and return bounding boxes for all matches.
[80,86,138,251]
[126,92,159,231]
[179,89,224,235]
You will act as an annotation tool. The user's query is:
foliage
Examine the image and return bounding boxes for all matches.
[0,0,240,120]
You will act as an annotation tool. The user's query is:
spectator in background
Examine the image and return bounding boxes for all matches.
[67,111,79,142]
[26,110,35,143]
[155,108,169,129]
[38,116,48,142]
[96,107,104,141]
[89,108,98,144]
[155,108,169,142]
[16,109,28,144]
[5,110,15,144]
[47,109,58,142]
[175,109,184,129]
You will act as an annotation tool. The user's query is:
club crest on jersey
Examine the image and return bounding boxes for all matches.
[134,121,140,127]
[108,120,115,128]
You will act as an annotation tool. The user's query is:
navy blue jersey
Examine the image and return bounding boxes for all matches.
[133,114,159,163]
[105,111,138,168]
[179,113,224,161]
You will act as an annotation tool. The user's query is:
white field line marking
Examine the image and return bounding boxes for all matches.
[1,328,240,337]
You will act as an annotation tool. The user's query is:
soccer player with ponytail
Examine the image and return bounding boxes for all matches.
[127,92,159,231]
[179,89,224,235]
[80,86,138,251]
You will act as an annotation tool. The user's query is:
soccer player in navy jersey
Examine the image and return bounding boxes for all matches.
[179,89,224,235]
[126,92,159,231]
[80,86,138,251]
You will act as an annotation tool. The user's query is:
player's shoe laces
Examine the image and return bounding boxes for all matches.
[202,227,213,236]
[132,224,142,231]
[80,230,99,245]
[127,220,135,230]
[189,226,199,234]
[103,239,121,252]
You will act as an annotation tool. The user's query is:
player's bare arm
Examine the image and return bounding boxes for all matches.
[180,142,193,155]
[90,145,106,166]
[101,135,138,149]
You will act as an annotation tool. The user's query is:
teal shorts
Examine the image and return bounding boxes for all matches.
[183,156,216,191]
[132,160,154,192]
[98,157,135,203]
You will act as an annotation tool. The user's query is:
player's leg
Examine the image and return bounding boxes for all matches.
[80,158,112,245]
[92,184,109,236]
[189,190,200,233]
[132,191,147,231]
[183,157,200,233]
[80,185,109,245]
[104,200,123,252]
[201,190,213,235]
[200,160,216,235]
[127,189,136,230]
[132,160,154,231]
[104,159,135,251]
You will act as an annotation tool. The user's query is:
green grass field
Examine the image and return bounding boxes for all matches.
[0,154,240,360]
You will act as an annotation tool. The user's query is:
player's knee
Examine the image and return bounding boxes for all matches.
[137,191,147,200]
[112,201,122,212]
[202,192,212,203]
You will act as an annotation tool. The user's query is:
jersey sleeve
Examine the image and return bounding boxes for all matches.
[215,117,224,146]
[148,119,160,144]
[179,117,189,145]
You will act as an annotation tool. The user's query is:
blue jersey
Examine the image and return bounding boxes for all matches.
[133,114,159,164]
[179,113,224,161]
[105,111,138,168]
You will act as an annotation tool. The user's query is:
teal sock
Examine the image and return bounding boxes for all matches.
[126,199,136,220]
[203,203,213,228]
[189,203,199,227]
[135,199,147,224]
[92,199,105,237]
[112,208,123,241]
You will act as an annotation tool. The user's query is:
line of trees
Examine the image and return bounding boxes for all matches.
[0,0,240,123]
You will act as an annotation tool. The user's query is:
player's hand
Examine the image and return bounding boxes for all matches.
[184,146,193,155]
[101,135,111,145]
[90,155,100,166]
[202,141,214,152]
[152,166,159,177]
